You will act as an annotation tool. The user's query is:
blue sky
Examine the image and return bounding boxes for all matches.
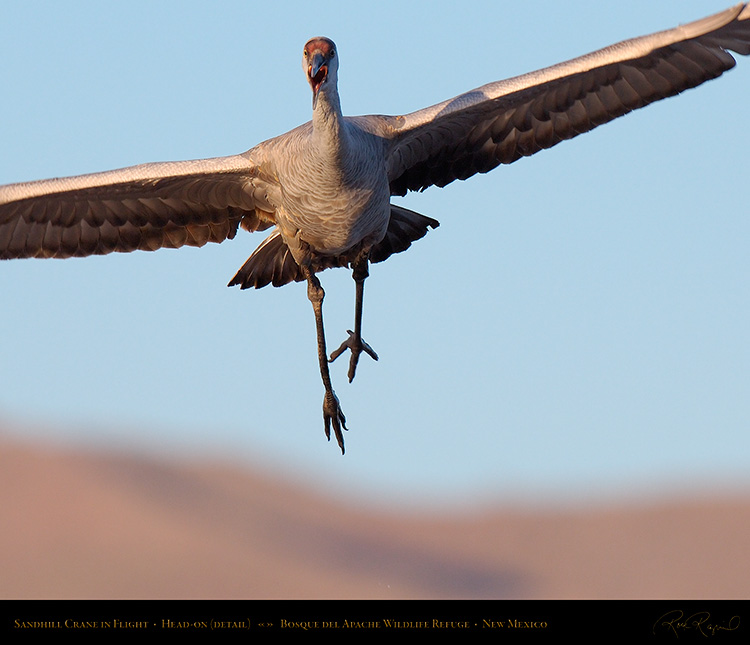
[1,0,748,508]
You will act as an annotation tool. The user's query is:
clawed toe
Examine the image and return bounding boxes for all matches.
[329,330,379,382]
[323,390,348,454]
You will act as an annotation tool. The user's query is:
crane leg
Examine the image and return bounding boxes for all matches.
[330,252,379,382]
[302,265,347,453]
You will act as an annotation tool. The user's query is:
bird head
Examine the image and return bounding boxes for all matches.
[303,37,338,109]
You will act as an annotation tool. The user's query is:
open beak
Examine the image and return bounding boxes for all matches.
[308,52,328,107]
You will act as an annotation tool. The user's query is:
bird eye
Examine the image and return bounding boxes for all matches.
[330,50,335,58]
[304,50,308,58]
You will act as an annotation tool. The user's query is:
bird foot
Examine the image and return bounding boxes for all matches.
[323,389,348,454]
[329,329,379,382]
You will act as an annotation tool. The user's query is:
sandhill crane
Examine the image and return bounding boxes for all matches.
[1,6,749,453]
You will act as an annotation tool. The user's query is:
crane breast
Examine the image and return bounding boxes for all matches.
[273,126,391,256]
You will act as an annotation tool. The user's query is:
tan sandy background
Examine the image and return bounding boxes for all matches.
[2,427,748,599]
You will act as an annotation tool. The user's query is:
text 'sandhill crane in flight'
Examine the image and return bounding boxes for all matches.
[1,6,749,453]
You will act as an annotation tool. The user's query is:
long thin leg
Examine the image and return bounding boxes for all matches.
[302,265,347,453]
[329,252,379,382]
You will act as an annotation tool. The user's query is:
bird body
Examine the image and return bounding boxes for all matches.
[260,119,391,262]
[2,6,750,452]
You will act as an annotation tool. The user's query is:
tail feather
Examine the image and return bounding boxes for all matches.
[369,205,440,264]
[228,204,439,289]
[227,230,303,289]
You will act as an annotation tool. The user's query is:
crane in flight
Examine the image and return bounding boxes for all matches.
[1,5,749,453]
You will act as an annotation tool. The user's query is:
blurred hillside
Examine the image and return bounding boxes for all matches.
[2,431,748,599]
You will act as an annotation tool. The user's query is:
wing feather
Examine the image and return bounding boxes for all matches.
[385,4,750,195]
[0,154,278,259]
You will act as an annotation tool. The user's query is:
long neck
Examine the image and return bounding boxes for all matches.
[311,85,348,157]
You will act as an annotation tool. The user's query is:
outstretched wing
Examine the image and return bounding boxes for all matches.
[384,4,750,196]
[0,153,278,259]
